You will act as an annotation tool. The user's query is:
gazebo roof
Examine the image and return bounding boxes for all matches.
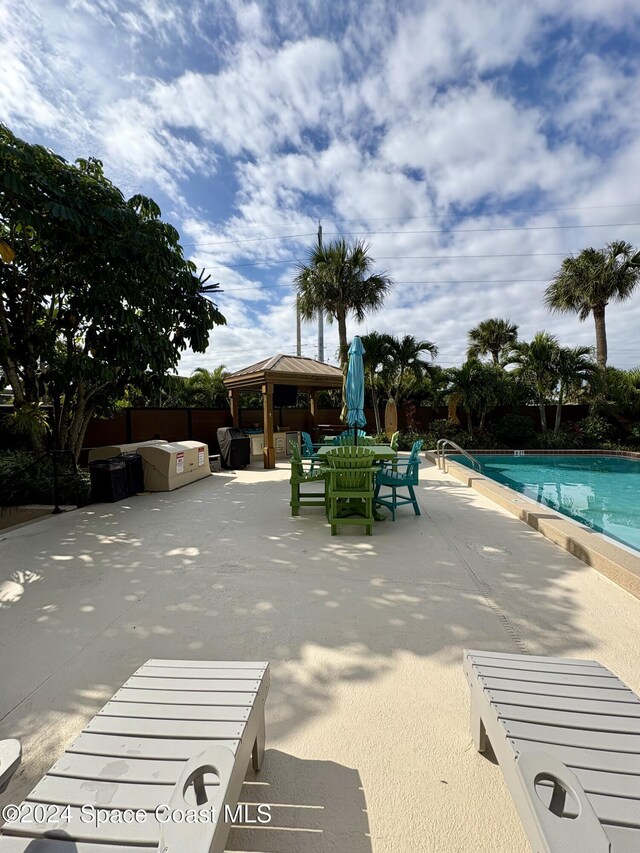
[224,353,343,391]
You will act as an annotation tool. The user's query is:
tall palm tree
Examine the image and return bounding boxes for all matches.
[295,239,392,367]
[360,331,393,434]
[545,241,640,367]
[507,332,560,433]
[467,318,519,365]
[446,360,482,433]
[553,346,597,434]
[380,335,438,405]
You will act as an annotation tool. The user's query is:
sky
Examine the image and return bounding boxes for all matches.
[2,0,640,374]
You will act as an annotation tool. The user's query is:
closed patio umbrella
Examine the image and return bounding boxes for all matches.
[345,336,367,446]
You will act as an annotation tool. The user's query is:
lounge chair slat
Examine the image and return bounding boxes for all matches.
[496,705,640,734]
[124,676,260,691]
[509,738,640,774]
[99,701,250,722]
[145,659,268,668]
[478,666,620,686]
[0,839,146,852]
[604,825,640,853]
[470,657,609,675]
[85,717,244,740]
[506,720,640,753]
[113,688,258,706]
[48,753,184,784]
[135,665,266,680]
[572,767,640,799]
[2,804,159,845]
[481,676,633,701]
[488,689,640,716]
[465,650,601,667]
[573,792,640,829]
[67,733,240,760]
[28,776,219,810]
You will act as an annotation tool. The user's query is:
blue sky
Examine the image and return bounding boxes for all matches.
[2,0,640,373]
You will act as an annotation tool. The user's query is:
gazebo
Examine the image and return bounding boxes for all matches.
[224,354,344,468]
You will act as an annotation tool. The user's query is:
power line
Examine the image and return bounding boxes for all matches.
[220,278,554,294]
[202,251,572,270]
[184,220,640,249]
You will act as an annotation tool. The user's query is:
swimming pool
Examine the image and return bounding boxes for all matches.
[450,454,640,553]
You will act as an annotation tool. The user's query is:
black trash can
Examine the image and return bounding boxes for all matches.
[89,458,129,503]
[217,427,250,469]
[119,452,144,495]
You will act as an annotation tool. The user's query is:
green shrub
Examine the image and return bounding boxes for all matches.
[494,414,537,449]
[576,415,613,445]
[0,452,91,508]
[536,429,578,450]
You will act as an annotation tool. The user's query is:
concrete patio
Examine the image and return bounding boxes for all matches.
[1,456,639,852]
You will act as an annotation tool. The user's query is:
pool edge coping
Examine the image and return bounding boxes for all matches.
[425,451,640,602]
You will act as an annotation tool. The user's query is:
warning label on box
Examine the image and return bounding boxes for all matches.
[176,452,184,474]
[198,447,205,467]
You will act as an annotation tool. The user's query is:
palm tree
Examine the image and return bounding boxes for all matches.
[545,241,640,367]
[507,333,560,433]
[186,366,229,408]
[467,318,519,365]
[360,331,393,434]
[295,239,392,367]
[553,346,597,434]
[446,360,482,433]
[380,335,438,405]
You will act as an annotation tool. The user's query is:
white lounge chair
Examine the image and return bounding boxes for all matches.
[0,659,269,852]
[464,649,640,853]
[0,740,21,793]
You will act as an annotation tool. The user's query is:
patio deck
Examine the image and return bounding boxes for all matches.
[0,456,639,852]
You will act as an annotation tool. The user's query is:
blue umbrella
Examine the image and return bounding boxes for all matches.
[345,336,367,445]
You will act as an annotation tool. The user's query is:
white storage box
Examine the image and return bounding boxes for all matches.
[137,441,210,491]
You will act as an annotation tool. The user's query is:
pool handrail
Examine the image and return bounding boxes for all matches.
[436,439,483,474]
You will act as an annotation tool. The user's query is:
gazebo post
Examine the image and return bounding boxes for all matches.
[228,389,240,427]
[262,382,275,469]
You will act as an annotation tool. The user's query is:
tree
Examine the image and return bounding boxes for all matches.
[0,125,226,458]
[185,366,229,408]
[467,318,519,365]
[360,331,392,433]
[507,333,560,433]
[295,239,392,367]
[552,346,596,434]
[545,241,640,367]
[379,335,438,405]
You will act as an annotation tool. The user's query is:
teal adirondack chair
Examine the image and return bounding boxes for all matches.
[374,439,423,520]
[289,442,327,516]
[324,446,376,535]
[334,432,374,446]
[301,431,323,471]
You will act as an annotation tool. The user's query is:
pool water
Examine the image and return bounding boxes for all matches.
[451,454,640,553]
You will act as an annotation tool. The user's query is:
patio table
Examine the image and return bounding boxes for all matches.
[316,444,397,462]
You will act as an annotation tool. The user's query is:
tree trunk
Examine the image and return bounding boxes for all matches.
[337,310,348,367]
[554,385,564,435]
[491,349,500,365]
[593,304,607,368]
[466,408,473,433]
[538,400,547,433]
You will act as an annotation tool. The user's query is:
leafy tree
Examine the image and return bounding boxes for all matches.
[467,318,519,365]
[552,346,597,434]
[295,239,392,367]
[0,125,225,458]
[379,335,438,405]
[507,332,560,433]
[545,241,640,367]
[446,360,481,433]
[184,366,229,408]
[360,331,392,433]
[586,366,640,418]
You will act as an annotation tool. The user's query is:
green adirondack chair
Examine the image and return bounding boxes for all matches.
[374,439,423,520]
[334,432,374,446]
[324,445,376,535]
[389,431,400,451]
[289,442,327,516]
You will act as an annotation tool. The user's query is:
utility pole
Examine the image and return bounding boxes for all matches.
[295,295,301,356]
[317,220,324,362]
